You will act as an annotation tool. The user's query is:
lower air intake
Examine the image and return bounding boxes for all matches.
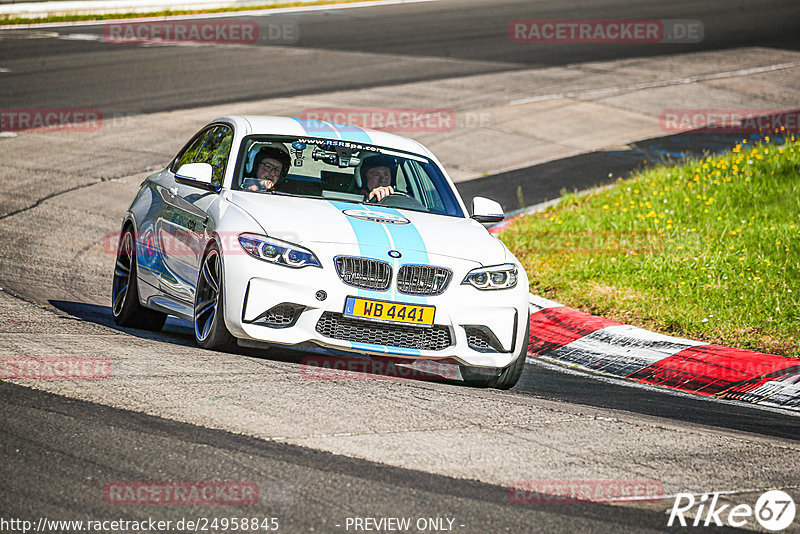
[315,312,453,351]
[252,304,302,328]
[464,326,504,352]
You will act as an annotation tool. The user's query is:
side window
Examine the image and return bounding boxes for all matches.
[193,125,233,185]
[172,125,233,185]
[174,129,211,172]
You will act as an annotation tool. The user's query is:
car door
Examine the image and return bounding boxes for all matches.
[156,123,233,308]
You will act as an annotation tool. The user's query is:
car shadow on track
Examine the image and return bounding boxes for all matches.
[48,299,467,386]
[50,299,197,347]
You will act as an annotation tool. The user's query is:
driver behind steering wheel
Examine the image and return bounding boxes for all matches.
[357,154,399,202]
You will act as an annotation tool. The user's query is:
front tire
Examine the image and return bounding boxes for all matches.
[194,243,236,351]
[112,227,167,331]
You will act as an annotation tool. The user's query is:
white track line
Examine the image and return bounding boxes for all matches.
[510,61,800,105]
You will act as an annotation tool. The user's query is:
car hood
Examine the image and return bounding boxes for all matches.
[226,192,507,264]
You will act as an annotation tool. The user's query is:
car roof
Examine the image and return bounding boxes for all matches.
[213,115,434,158]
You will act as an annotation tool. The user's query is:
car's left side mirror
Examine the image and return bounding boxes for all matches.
[175,163,220,192]
[470,197,504,223]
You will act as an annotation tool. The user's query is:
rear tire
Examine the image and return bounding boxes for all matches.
[460,320,530,389]
[112,227,167,331]
[194,243,236,351]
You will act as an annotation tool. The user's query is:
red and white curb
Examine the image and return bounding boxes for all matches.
[526,294,800,412]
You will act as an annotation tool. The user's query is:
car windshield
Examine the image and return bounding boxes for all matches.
[233,135,464,217]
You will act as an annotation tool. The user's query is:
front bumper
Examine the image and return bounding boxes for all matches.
[222,244,529,368]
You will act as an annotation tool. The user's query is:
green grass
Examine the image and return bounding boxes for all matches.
[0,0,366,25]
[502,134,800,358]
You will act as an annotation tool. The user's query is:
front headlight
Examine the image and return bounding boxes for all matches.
[462,263,518,290]
[238,233,321,268]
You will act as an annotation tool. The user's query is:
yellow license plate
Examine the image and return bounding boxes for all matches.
[344,297,435,327]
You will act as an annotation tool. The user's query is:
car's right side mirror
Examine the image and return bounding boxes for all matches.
[470,197,505,223]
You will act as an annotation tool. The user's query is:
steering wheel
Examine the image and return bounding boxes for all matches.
[368,191,413,203]
[368,191,425,210]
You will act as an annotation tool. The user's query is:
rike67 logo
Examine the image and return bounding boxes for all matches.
[668,490,796,531]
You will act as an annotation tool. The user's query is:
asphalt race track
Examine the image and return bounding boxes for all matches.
[1,0,799,112]
[2,1,800,532]
[1,381,683,533]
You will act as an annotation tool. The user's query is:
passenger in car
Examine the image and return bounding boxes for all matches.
[243,145,291,192]
[243,144,323,196]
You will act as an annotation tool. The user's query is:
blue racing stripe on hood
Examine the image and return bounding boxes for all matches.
[378,208,430,263]
[327,200,403,300]
[330,203,431,306]
[329,201,428,357]
[327,201,390,260]
[377,207,430,306]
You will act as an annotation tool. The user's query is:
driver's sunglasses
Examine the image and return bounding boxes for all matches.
[257,161,282,175]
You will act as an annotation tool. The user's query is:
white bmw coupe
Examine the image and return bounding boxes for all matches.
[112,116,530,388]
